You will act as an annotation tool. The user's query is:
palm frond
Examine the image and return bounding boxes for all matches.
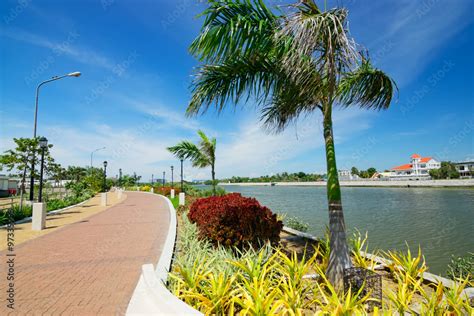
[187,54,280,116]
[278,0,357,77]
[167,141,209,166]
[337,59,398,110]
[190,0,278,63]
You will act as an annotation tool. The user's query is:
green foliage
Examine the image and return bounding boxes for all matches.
[185,185,226,197]
[168,130,218,195]
[429,161,460,179]
[0,137,55,180]
[223,171,324,183]
[446,252,473,282]
[384,243,427,288]
[285,216,309,232]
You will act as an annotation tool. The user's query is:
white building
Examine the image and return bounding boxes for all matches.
[337,170,360,181]
[454,161,474,178]
[390,154,441,179]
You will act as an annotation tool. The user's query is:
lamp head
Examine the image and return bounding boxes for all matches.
[39,137,48,149]
[103,161,108,168]
[68,71,81,77]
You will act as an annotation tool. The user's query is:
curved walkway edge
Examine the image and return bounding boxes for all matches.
[126,192,201,315]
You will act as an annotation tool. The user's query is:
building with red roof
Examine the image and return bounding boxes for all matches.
[390,154,441,179]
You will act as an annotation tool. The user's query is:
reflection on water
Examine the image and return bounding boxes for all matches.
[218,185,474,275]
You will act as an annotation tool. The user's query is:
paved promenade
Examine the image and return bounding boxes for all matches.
[0,192,170,315]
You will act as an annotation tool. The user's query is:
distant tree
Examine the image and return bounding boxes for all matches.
[430,162,460,179]
[168,130,217,195]
[0,137,55,192]
[66,166,88,182]
[367,167,377,178]
[350,167,359,176]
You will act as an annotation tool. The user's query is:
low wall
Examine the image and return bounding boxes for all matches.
[219,179,474,187]
[126,192,201,315]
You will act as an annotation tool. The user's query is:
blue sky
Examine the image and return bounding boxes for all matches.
[1,0,473,181]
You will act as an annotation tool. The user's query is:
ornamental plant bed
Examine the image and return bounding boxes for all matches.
[169,209,472,314]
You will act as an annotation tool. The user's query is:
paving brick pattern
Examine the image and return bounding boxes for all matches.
[0,192,170,315]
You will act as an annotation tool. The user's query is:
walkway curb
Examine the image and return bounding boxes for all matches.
[126,192,201,315]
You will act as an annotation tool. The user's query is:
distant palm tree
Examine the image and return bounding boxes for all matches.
[185,0,397,288]
[167,130,217,195]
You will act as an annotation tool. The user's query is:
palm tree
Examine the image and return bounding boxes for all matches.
[185,0,397,288]
[167,130,217,195]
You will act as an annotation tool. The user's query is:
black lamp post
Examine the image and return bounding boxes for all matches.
[118,168,122,187]
[180,159,184,192]
[171,166,174,187]
[151,174,154,185]
[162,171,165,186]
[103,161,108,192]
[38,137,48,202]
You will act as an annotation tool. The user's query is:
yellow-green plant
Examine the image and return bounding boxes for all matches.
[384,274,421,315]
[230,250,282,315]
[184,272,237,315]
[275,249,317,314]
[443,276,472,315]
[384,243,427,288]
[418,281,446,315]
[350,230,377,270]
[313,265,371,315]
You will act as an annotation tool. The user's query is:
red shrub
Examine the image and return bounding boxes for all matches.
[188,193,282,249]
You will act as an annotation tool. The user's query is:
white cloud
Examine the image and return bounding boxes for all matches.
[0,28,116,71]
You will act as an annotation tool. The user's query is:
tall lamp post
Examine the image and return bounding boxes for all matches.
[118,168,122,188]
[180,159,184,192]
[90,147,106,167]
[171,166,174,187]
[103,161,108,192]
[162,171,165,187]
[151,174,154,185]
[38,137,48,202]
[29,71,81,201]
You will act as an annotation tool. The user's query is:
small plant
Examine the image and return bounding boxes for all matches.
[188,193,282,249]
[384,275,421,315]
[384,243,427,287]
[350,230,377,270]
[446,252,473,282]
[285,216,309,232]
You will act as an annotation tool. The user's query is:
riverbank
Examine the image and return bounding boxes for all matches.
[219,179,474,188]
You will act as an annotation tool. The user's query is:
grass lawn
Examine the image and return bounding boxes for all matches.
[169,196,179,209]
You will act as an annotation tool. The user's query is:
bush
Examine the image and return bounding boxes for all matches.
[285,216,309,232]
[188,193,282,249]
[155,186,181,196]
[447,252,473,282]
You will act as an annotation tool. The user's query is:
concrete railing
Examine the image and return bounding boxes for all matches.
[126,192,201,315]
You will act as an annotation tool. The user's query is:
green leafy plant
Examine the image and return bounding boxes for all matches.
[285,216,309,232]
[446,252,473,282]
[350,230,377,270]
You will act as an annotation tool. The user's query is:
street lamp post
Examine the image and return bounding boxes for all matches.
[162,171,165,187]
[29,72,81,201]
[151,174,154,185]
[118,168,122,187]
[180,159,184,192]
[171,166,174,187]
[38,137,48,202]
[103,161,108,192]
[90,147,106,168]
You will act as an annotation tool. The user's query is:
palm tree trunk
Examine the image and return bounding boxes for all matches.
[323,105,352,290]
[211,164,216,196]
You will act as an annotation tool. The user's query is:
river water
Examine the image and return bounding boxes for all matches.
[220,185,474,275]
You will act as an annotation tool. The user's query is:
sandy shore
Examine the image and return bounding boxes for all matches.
[219,179,474,188]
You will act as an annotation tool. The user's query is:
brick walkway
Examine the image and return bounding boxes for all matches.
[0,192,170,315]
